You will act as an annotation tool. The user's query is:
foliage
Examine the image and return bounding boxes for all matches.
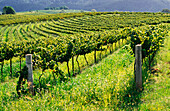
[136,36,170,110]
[0,12,169,26]
[0,12,169,82]
[2,6,16,14]
[0,12,169,110]
[162,8,170,13]
[44,6,69,10]
[129,25,168,59]
[0,46,135,110]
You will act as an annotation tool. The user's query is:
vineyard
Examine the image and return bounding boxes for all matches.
[0,12,170,110]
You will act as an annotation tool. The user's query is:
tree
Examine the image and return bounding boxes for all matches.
[63,6,69,10]
[3,6,16,14]
[55,7,60,10]
[44,7,50,10]
[60,6,69,10]
[162,9,170,13]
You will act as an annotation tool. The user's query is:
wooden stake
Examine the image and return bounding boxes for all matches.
[135,44,142,90]
[26,54,34,96]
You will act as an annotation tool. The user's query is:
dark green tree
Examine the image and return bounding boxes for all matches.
[2,6,16,14]
[44,7,50,10]
[162,9,170,13]
[60,6,69,10]
[63,6,69,10]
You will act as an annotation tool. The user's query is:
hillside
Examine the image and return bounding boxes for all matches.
[0,0,170,12]
[0,11,169,110]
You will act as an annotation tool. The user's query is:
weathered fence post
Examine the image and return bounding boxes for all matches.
[135,44,142,90]
[26,54,34,96]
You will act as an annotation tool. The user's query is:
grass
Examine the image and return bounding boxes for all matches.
[0,34,169,110]
[135,35,170,110]
[0,39,135,110]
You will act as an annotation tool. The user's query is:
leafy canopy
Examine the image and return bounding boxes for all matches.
[2,6,16,14]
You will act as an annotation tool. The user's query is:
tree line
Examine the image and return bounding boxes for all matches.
[162,9,170,13]
[44,6,69,10]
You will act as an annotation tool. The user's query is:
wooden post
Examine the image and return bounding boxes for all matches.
[26,54,34,96]
[135,44,142,90]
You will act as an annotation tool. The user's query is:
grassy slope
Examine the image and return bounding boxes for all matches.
[135,33,170,110]
[0,44,135,110]
[0,35,169,110]
[0,27,169,110]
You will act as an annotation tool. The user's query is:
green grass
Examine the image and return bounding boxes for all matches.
[0,40,135,110]
[135,35,170,110]
[0,34,169,110]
